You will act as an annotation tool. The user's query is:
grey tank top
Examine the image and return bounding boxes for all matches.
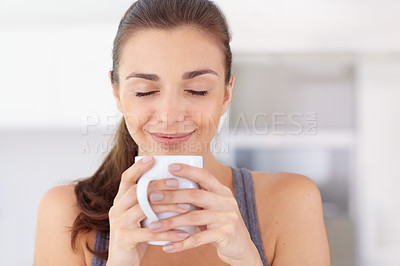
[91,167,269,266]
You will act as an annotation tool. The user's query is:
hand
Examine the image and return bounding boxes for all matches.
[107,156,192,266]
[147,163,262,265]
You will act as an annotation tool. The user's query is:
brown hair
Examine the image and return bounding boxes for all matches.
[71,0,232,260]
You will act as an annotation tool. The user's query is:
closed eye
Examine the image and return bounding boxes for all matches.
[187,90,208,96]
[135,91,157,97]
[135,90,208,97]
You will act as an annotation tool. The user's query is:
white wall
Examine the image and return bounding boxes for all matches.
[0,24,119,129]
[356,55,400,266]
[0,130,112,265]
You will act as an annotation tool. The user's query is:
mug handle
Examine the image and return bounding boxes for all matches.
[137,176,159,223]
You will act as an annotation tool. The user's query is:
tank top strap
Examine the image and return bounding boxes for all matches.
[91,231,109,266]
[231,166,269,266]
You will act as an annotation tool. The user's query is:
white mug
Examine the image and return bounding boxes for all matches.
[135,155,203,245]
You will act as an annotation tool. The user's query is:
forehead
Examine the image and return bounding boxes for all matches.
[119,27,225,77]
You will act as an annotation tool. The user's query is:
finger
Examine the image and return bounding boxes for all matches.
[148,210,236,233]
[120,203,192,228]
[148,178,180,193]
[168,163,232,196]
[161,227,227,253]
[114,156,155,204]
[114,227,191,246]
[114,178,182,214]
[149,188,237,211]
[111,184,139,215]
[152,203,192,214]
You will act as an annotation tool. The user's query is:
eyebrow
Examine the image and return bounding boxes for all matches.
[126,69,218,81]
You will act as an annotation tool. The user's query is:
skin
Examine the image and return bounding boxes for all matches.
[112,26,234,177]
[33,26,331,266]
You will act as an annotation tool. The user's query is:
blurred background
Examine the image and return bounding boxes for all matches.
[1,0,399,265]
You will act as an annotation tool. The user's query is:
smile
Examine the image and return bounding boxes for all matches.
[149,131,195,146]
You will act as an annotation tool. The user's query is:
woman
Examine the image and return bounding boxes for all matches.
[33,0,331,265]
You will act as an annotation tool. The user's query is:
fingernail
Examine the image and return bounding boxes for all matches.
[177,232,189,239]
[150,192,164,201]
[149,221,162,230]
[168,164,181,172]
[177,203,191,210]
[166,179,179,187]
[163,243,174,251]
[142,156,153,164]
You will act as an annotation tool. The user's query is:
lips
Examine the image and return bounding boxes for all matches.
[150,131,194,138]
[149,130,195,145]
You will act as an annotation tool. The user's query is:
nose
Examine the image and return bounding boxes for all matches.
[155,88,186,125]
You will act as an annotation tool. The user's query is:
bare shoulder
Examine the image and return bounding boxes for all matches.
[252,171,324,227]
[34,184,94,266]
[252,170,318,195]
[252,171,331,266]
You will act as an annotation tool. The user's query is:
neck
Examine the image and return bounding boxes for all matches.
[191,148,234,193]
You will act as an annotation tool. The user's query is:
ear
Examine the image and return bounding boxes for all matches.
[221,75,234,116]
[110,70,123,113]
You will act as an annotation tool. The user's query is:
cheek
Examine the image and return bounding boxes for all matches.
[196,105,223,136]
[123,113,142,136]
[120,94,151,127]
[121,106,150,136]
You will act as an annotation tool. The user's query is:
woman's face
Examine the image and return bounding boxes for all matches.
[112,27,234,155]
